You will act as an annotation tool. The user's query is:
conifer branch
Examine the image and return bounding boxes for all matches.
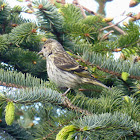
[100,13,132,32]
[71,112,140,139]
[0,81,25,89]
[96,66,140,80]
[43,115,79,139]
[72,2,126,35]
[0,69,48,89]
[63,96,92,115]
[0,69,92,115]
[0,118,34,140]
[3,87,62,104]
[0,84,92,115]
[77,54,140,80]
[43,126,63,139]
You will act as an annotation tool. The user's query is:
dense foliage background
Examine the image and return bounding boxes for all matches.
[0,0,140,139]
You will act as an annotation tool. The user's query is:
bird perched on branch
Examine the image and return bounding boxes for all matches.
[38,39,109,96]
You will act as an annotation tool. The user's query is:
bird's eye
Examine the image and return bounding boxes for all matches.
[44,46,46,49]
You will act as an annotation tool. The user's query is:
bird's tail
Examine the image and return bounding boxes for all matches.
[81,78,109,89]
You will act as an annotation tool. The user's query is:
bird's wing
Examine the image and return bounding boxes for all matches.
[53,52,91,78]
[54,52,82,71]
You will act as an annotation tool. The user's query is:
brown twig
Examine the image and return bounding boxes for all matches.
[0,81,25,89]
[56,0,66,4]
[104,22,126,35]
[76,55,140,80]
[73,0,86,18]
[63,96,92,115]
[100,30,114,41]
[100,13,132,33]
[96,66,140,80]
[81,5,98,15]
[43,125,63,139]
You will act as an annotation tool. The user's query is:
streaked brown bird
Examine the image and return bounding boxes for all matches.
[38,39,109,96]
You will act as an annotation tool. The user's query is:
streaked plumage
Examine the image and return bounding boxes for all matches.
[39,39,109,95]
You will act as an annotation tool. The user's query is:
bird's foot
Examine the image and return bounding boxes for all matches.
[62,88,71,96]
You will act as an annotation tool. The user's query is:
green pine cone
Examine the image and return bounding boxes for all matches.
[56,125,77,140]
[121,72,130,81]
[5,102,15,125]
[67,131,75,140]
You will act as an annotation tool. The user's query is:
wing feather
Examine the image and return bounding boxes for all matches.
[54,52,81,71]
[53,52,92,78]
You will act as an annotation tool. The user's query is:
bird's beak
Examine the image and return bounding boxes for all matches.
[38,50,43,55]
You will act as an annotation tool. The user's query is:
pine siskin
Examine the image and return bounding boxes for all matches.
[38,39,109,95]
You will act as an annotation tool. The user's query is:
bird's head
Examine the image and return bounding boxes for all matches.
[38,39,64,57]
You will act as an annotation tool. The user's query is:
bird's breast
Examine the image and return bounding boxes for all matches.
[46,58,82,88]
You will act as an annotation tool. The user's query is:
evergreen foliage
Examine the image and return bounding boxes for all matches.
[71,112,140,140]
[0,0,139,139]
[0,117,34,139]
